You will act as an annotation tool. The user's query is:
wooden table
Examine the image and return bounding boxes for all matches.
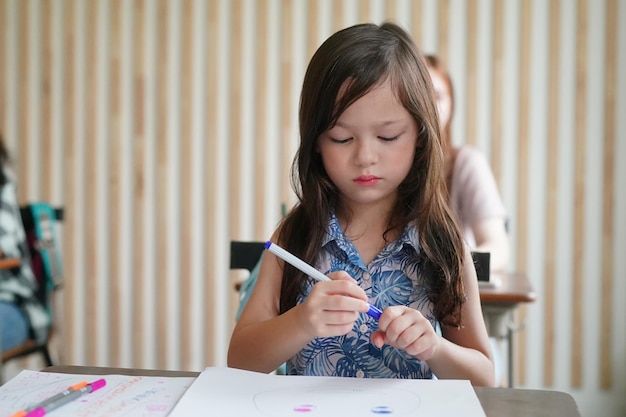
[42,365,580,417]
[479,272,536,387]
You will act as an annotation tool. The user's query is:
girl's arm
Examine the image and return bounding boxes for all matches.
[371,247,495,386]
[227,236,370,373]
[423,247,495,386]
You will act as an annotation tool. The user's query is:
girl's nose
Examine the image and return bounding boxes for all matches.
[354,139,377,167]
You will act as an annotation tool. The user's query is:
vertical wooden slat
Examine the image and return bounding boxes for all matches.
[84,0,99,366]
[437,0,449,60]
[63,0,80,365]
[410,0,423,48]
[180,0,193,370]
[543,0,560,388]
[40,0,52,201]
[490,0,504,185]
[0,1,5,130]
[253,0,269,238]
[115,0,135,368]
[132,0,145,367]
[332,0,344,32]
[515,0,532,386]
[280,0,293,211]
[465,0,478,146]
[186,0,207,370]
[357,0,369,24]
[229,1,242,239]
[163,2,180,369]
[17,1,28,199]
[96,0,112,367]
[384,0,397,21]
[155,0,168,370]
[571,0,587,388]
[108,0,122,367]
[204,0,219,365]
[0,0,17,150]
[306,0,318,60]
[600,0,617,390]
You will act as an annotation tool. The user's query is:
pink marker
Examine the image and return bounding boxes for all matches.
[24,379,106,417]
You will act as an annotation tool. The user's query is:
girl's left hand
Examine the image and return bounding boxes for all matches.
[371,306,440,360]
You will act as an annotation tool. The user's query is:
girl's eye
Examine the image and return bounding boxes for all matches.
[329,137,352,144]
[379,136,399,142]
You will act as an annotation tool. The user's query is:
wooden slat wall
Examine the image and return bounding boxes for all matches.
[543,0,560,388]
[600,0,617,391]
[572,0,588,388]
[1,1,624,415]
[515,0,531,386]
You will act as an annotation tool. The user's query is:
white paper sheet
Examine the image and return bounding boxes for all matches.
[0,370,195,417]
[169,367,486,417]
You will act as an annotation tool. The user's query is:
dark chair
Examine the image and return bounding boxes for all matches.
[230,241,265,292]
[230,241,265,272]
[471,251,491,283]
[1,204,64,370]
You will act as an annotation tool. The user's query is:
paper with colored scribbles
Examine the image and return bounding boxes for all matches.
[169,367,486,417]
[0,369,194,417]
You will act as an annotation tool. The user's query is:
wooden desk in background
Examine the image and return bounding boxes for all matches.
[479,272,536,387]
[42,365,580,417]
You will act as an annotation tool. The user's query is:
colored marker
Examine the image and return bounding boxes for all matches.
[264,241,382,320]
[22,379,106,417]
[9,381,88,417]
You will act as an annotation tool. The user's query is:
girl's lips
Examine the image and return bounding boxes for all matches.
[354,175,380,186]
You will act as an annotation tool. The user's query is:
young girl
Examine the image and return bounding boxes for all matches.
[228,22,494,386]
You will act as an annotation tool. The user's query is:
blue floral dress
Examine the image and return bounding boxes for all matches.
[286,213,437,379]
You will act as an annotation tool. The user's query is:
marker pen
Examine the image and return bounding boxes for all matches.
[265,241,382,320]
[9,381,88,417]
[23,379,106,417]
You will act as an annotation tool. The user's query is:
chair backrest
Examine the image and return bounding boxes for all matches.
[230,241,265,273]
[230,241,265,321]
[230,243,492,280]
[471,251,491,282]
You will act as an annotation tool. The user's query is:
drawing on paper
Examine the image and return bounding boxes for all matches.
[253,387,421,416]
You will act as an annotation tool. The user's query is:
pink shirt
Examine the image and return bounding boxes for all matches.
[449,145,507,248]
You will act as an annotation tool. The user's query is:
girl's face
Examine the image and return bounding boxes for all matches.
[428,68,452,130]
[317,81,418,211]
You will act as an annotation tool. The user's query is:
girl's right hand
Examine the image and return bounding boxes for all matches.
[296,271,370,338]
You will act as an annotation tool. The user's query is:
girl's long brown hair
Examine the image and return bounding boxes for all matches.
[278,22,466,327]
